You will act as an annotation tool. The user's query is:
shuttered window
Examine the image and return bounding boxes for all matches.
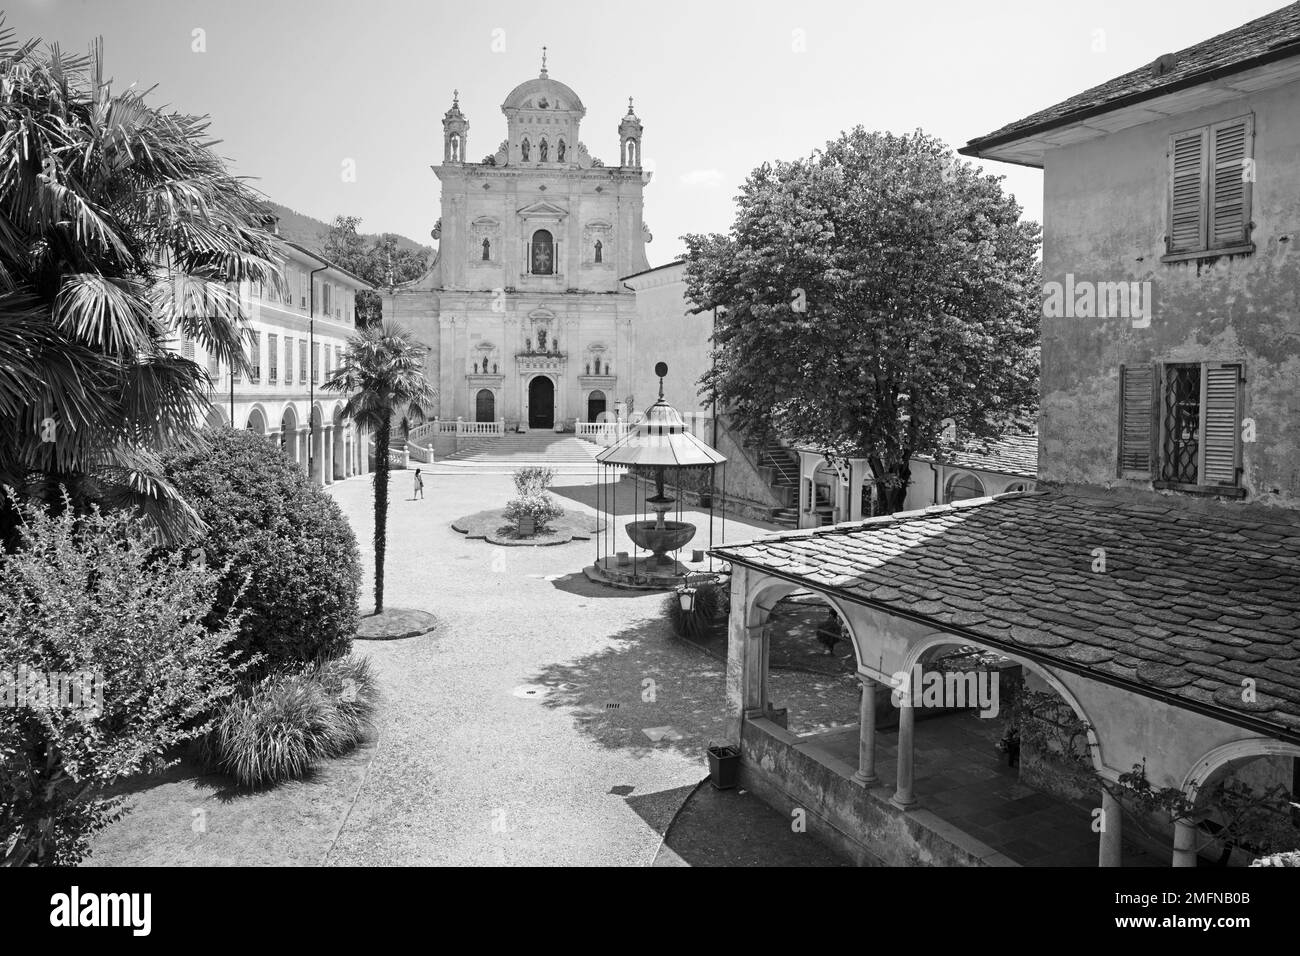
[1166,115,1253,258]
[1200,362,1242,484]
[300,341,307,383]
[267,333,278,383]
[284,337,293,385]
[1118,364,1155,477]
[1209,116,1253,249]
[1123,361,1243,489]
[249,331,261,383]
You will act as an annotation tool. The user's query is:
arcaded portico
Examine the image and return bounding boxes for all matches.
[713,486,1300,867]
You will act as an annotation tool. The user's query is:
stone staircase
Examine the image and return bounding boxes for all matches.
[437,432,601,469]
[758,441,801,527]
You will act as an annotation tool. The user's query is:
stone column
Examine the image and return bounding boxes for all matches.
[891,701,917,809]
[323,426,334,485]
[1172,819,1199,867]
[298,427,309,474]
[1098,789,1123,867]
[852,677,879,787]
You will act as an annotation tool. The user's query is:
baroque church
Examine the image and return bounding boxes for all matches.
[384,54,658,430]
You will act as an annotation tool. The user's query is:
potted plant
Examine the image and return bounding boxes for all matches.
[707,743,740,790]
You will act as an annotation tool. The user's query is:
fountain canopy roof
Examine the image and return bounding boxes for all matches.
[595,395,727,467]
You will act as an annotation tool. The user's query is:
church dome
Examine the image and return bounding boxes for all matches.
[501,75,585,115]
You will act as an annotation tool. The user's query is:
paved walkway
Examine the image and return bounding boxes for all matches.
[323,471,781,865]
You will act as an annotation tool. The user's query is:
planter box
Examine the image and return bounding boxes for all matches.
[707,744,740,790]
[516,515,536,537]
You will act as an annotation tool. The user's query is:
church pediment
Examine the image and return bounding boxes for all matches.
[517,200,569,219]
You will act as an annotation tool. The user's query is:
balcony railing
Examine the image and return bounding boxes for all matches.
[408,419,504,443]
[576,421,633,446]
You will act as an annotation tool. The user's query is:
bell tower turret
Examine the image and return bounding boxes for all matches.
[442,89,469,164]
[619,97,643,168]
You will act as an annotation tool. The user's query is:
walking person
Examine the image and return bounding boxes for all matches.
[412,467,424,500]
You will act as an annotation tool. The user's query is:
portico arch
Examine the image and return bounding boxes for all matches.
[899,632,1104,773]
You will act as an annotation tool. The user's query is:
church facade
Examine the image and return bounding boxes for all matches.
[384,59,654,430]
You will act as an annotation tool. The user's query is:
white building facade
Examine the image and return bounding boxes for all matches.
[189,240,374,486]
[385,60,654,431]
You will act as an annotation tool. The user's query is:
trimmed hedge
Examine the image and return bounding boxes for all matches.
[163,427,361,669]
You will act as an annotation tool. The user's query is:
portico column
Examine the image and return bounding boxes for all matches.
[1172,819,1199,867]
[1098,788,1123,867]
[891,701,917,809]
[323,426,334,484]
[852,676,879,787]
[298,427,309,474]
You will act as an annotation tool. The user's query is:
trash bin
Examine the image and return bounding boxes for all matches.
[707,744,740,790]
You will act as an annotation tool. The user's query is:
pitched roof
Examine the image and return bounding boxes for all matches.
[712,488,1300,744]
[963,2,1300,157]
[916,432,1038,479]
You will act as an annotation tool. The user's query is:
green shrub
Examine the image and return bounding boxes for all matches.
[0,493,248,866]
[512,466,556,496]
[200,655,378,787]
[162,428,362,670]
[1251,849,1300,866]
[663,580,722,641]
[503,492,564,531]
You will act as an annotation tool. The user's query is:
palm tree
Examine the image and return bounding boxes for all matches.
[324,323,434,613]
[0,20,285,542]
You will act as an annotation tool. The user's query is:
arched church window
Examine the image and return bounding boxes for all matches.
[540,138,549,162]
[482,238,491,261]
[531,229,554,275]
[594,239,602,263]
[521,138,530,162]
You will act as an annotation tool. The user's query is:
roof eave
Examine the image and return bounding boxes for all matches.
[960,41,1300,167]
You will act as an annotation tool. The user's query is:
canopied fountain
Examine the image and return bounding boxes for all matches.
[585,363,727,589]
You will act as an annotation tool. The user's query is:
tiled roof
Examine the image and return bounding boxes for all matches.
[916,432,1038,480]
[712,488,1300,743]
[965,3,1300,152]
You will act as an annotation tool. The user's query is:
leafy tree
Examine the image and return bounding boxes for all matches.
[324,323,435,613]
[319,217,429,328]
[368,233,428,290]
[0,21,285,541]
[0,492,247,865]
[683,128,1040,513]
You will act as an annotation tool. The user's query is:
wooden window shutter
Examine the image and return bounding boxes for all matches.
[1168,128,1209,253]
[1118,364,1156,477]
[1199,362,1243,485]
[1208,115,1253,249]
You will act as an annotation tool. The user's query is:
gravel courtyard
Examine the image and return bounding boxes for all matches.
[323,469,774,866]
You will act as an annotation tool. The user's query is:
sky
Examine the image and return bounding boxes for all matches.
[7,0,1291,262]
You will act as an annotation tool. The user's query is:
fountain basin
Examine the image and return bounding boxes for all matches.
[626,519,696,565]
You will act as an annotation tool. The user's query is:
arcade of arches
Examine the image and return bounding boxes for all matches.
[208,400,370,487]
[721,562,1300,868]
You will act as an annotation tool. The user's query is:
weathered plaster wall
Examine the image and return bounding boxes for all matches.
[1041,79,1300,508]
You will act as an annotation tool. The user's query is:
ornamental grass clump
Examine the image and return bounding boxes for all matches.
[201,655,378,788]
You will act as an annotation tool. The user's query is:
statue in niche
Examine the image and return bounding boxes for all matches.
[558,139,566,162]
[521,138,530,162]
[493,362,498,374]
[537,328,547,351]
[585,362,591,375]
[540,138,549,162]
[525,336,531,351]
[473,359,479,373]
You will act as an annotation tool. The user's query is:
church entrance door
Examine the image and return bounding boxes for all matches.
[528,376,555,429]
